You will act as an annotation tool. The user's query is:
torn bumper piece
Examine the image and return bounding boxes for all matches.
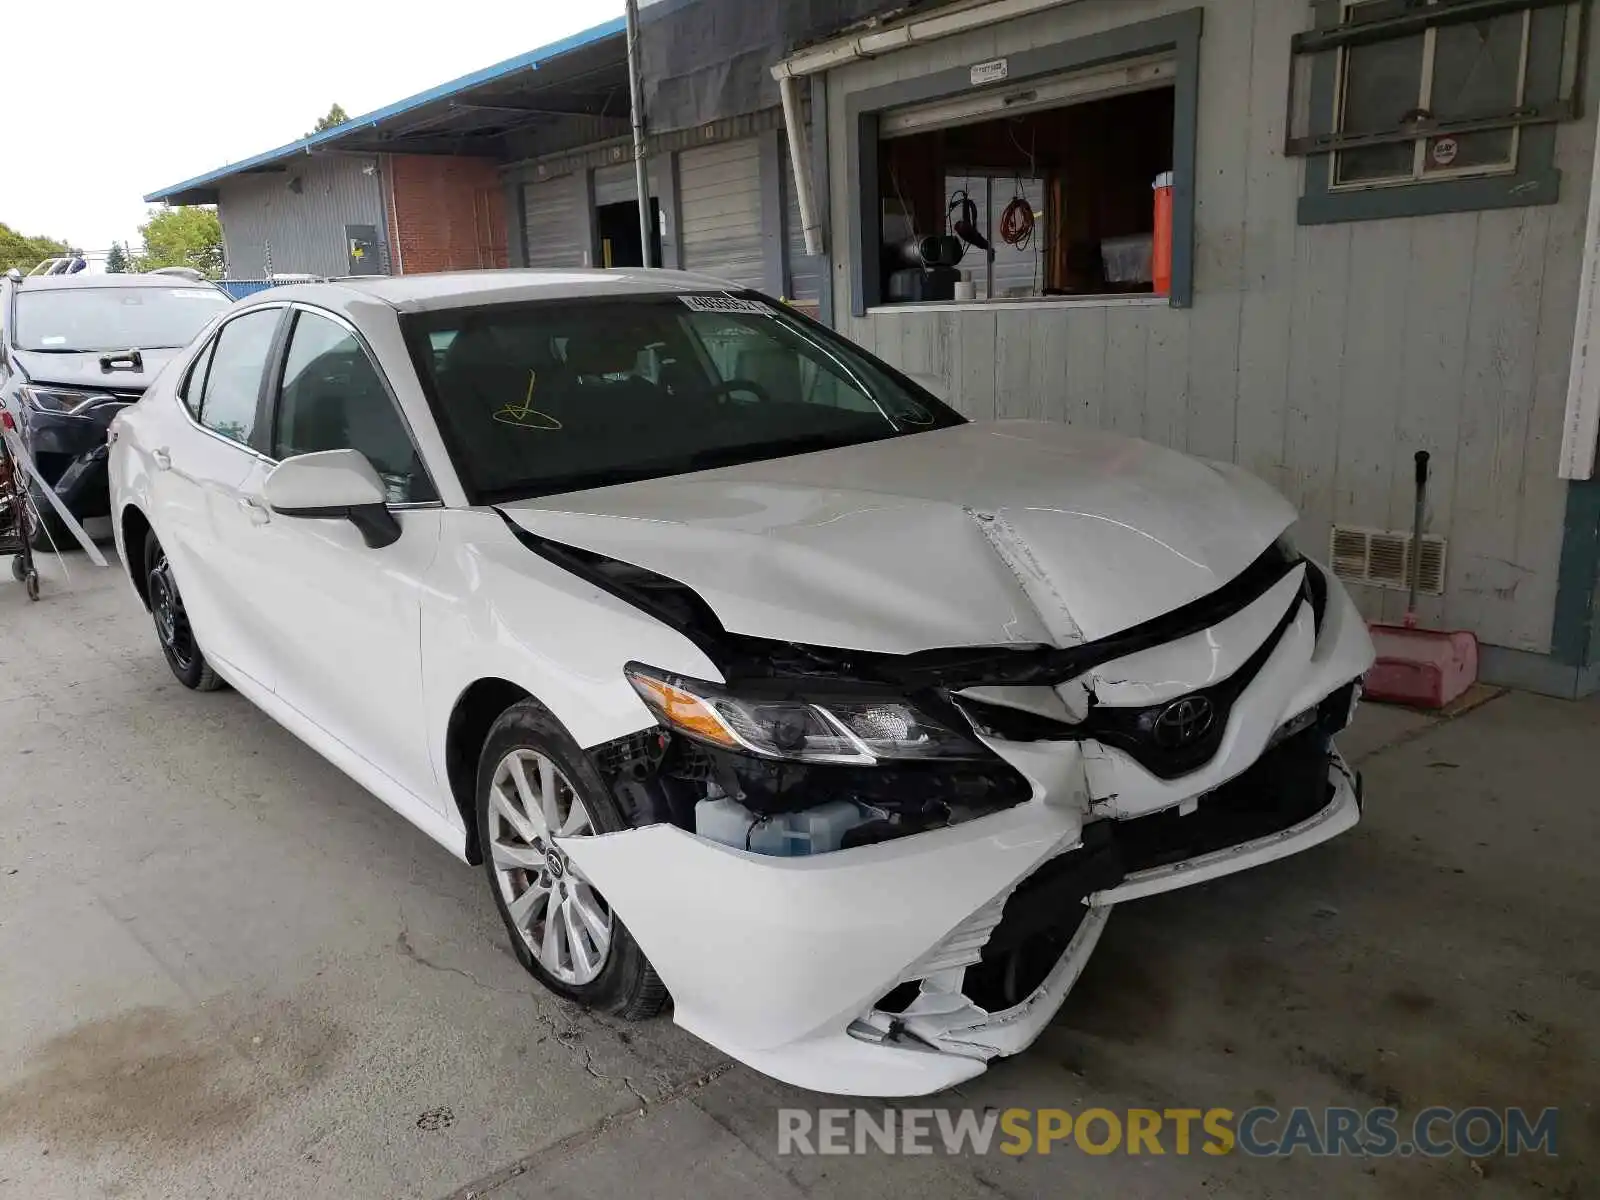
[841,753,1359,1094]
[557,799,1085,1096]
[559,741,1361,1097]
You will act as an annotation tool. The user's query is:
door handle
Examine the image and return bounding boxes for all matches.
[238,496,271,525]
[152,447,172,471]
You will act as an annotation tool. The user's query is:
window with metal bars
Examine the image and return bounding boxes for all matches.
[1291,0,1587,224]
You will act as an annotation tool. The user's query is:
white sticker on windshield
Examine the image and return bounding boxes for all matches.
[169,290,218,299]
[678,293,769,315]
[40,335,66,345]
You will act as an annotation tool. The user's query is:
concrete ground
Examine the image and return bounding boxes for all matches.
[0,551,1594,1200]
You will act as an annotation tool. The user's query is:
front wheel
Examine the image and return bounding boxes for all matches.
[476,700,665,1019]
[143,531,225,692]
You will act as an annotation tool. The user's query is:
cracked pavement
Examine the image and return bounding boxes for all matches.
[2,553,1596,1199]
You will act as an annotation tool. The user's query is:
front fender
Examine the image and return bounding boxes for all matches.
[420,509,719,803]
[108,414,153,591]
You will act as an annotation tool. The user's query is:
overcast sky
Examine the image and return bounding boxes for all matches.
[3,0,623,253]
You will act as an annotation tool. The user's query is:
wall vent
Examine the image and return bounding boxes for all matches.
[1328,526,1446,595]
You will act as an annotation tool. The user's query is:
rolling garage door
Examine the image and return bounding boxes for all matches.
[521,175,587,269]
[594,161,657,207]
[678,138,764,289]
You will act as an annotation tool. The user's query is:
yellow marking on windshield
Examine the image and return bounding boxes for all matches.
[493,370,563,430]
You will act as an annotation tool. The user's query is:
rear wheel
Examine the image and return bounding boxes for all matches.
[476,701,665,1019]
[143,531,225,692]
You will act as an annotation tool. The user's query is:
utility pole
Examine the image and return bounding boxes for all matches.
[625,0,654,267]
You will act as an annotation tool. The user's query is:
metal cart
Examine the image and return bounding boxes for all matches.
[0,429,40,601]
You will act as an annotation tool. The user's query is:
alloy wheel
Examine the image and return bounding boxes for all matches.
[487,748,613,985]
[147,551,196,671]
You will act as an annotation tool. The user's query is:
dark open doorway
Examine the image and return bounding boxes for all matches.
[597,199,663,268]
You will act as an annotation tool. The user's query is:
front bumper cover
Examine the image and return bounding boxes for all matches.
[563,749,1359,1096]
[19,402,128,516]
[560,563,1374,1096]
[798,755,1360,1095]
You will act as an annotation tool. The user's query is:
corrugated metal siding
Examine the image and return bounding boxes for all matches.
[216,156,385,278]
[521,175,588,269]
[825,0,1600,656]
[679,138,764,289]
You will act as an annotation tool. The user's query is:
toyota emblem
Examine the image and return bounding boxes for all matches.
[1152,696,1216,749]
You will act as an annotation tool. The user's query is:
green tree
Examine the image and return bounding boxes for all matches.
[307,103,350,137]
[0,222,71,273]
[133,206,223,278]
[106,242,130,273]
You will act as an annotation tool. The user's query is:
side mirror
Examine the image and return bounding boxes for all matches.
[263,449,401,549]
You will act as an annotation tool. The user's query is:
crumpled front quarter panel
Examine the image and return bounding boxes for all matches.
[420,510,720,785]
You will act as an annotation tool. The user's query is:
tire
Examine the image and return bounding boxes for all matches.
[476,700,666,1020]
[142,530,225,692]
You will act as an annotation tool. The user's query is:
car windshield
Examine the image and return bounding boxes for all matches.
[405,293,964,501]
[13,286,229,352]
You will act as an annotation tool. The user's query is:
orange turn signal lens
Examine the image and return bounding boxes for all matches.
[627,671,740,749]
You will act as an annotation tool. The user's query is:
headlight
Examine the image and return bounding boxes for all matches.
[625,664,988,765]
[17,385,106,415]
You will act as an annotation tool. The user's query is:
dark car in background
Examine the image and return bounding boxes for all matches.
[0,271,230,545]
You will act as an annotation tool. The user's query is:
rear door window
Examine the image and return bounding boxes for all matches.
[180,339,217,417]
[197,309,280,447]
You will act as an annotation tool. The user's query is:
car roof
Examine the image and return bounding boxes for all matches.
[12,273,223,292]
[260,269,752,315]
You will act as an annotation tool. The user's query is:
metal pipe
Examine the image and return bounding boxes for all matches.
[625,0,654,267]
[779,74,824,258]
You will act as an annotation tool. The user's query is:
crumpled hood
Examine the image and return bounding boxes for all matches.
[498,420,1297,655]
[12,347,180,393]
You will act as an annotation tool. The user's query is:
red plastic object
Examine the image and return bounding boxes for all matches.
[1152,171,1174,296]
[1364,624,1479,708]
[1362,449,1480,708]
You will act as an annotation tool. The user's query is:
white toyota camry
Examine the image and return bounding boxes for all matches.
[109,271,1375,1096]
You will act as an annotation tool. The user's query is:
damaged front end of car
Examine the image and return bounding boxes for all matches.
[505,516,1374,1095]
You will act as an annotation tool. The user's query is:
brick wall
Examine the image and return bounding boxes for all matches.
[386,154,509,274]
